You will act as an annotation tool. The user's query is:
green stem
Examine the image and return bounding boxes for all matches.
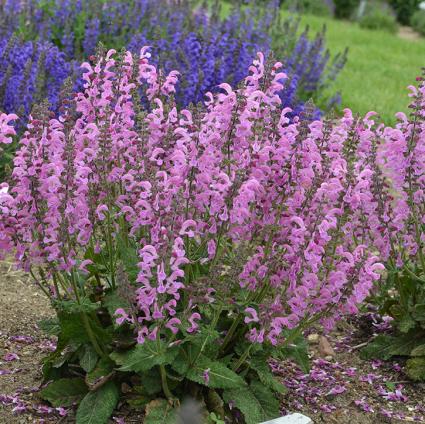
[403,265,425,284]
[80,313,107,359]
[29,269,51,299]
[159,364,173,400]
[232,343,253,372]
[219,314,243,355]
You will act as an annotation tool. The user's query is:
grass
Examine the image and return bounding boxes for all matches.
[284,12,425,124]
[220,2,425,124]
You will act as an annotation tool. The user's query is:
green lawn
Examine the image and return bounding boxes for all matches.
[221,3,425,124]
[285,12,425,124]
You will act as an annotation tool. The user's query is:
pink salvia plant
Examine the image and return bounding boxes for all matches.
[0,49,385,344]
[4,48,417,418]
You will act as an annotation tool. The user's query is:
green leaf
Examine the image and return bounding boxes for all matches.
[40,378,88,407]
[278,337,310,373]
[58,312,90,344]
[85,358,114,389]
[249,356,287,394]
[58,297,100,314]
[76,381,119,424]
[116,236,140,282]
[360,332,425,360]
[187,329,220,358]
[249,380,280,419]
[360,335,398,360]
[38,318,60,336]
[144,399,176,424]
[205,389,225,420]
[173,353,246,389]
[59,312,112,346]
[411,344,425,357]
[80,345,98,373]
[103,291,130,328]
[51,340,81,368]
[223,381,279,424]
[412,304,425,323]
[110,340,178,373]
[136,368,163,396]
[385,381,396,391]
[406,357,425,381]
[398,314,416,333]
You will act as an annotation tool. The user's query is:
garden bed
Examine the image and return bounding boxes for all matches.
[1,258,424,424]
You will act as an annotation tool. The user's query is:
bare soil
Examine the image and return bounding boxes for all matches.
[398,26,422,41]
[0,259,57,423]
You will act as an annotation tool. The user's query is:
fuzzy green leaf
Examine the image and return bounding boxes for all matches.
[58,312,90,344]
[412,304,425,323]
[411,344,425,357]
[249,380,280,419]
[40,378,88,407]
[59,297,100,314]
[398,314,416,333]
[38,318,60,336]
[175,353,246,389]
[138,368,163,396]
[80,345,98,373]
[249,356,287,394]
[76,381,119,424]
[144,399,176,424]
[85,358,114,389]
[116,237,140,282]
[360,332,425,360]
[223,381,279,424]
[406,357,425,381]
[279,338,310,373]
[110,340,178,373]
[102,291,130,329]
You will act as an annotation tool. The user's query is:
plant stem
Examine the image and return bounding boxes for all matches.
[80,312,107,359]
[159,364,173,400]
[219,314,243,355]
[232,343,253,372]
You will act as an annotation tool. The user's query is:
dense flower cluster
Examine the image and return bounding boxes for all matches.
[0,49,384,347]
[0,35,72,119]
[0,0,346,125]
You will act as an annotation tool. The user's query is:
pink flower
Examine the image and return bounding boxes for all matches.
[3,353,19,362]
[165,318,181,335]
[0,113,18,144]
[244,307,259,324]
[78,259,93,274]
[179,220,197,238]
[137,327,149,344]
[114,308,129,325]
[187,313,201,333]
[203,368,210,385]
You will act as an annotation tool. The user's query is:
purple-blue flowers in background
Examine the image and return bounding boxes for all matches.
[0,0,346,124]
